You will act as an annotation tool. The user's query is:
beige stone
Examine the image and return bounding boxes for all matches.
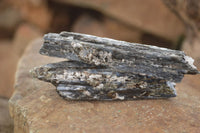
[9,38,200,133]
[0,98,13,133]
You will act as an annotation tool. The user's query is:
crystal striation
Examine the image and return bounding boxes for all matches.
[31,31,199,100]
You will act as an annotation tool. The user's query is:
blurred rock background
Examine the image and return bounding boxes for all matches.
[0,0,199,132]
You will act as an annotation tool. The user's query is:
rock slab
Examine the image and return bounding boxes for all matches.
[9,38,200,133]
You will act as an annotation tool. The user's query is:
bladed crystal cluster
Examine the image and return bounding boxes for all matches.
[31,32,199,100]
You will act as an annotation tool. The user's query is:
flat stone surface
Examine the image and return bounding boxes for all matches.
[9,38,200,133]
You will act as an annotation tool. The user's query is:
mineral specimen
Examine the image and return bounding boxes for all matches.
[31,32,199,100]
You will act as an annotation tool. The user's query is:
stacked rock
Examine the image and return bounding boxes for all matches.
[31,32,199,100]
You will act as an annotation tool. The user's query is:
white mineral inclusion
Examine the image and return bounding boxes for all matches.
[83,90,91,96]
[89,74,101,78]
[55,74,65,81]
[71,41,83,48]
[65,36,74,41]
[96,84,104,89]
[167,81,177,96]
[184,55,197,69]
[115,93,125,100]
[59,91,74,99]
[109,75,128,83]
[57,85,68,91]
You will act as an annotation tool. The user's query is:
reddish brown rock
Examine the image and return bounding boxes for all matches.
[9,38,200,133]
[55,0,185,42]
[0,1,21,38]
[163,0,200,37]
[0,41,17,98]
[7,0,52,31]
[72,14,142,43]
[0,24,42,98]
[13,23,42,57]
[48,2,71,33]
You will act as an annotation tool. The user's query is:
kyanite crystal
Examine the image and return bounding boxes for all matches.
[31,32,199,100]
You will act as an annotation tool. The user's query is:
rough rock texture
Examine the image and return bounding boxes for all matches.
[54,0,185,42]
[34,32,199,100]
[9,38,200,132]
[40,32,198,81]
[0,97,13,133]
[31,61,176,100]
